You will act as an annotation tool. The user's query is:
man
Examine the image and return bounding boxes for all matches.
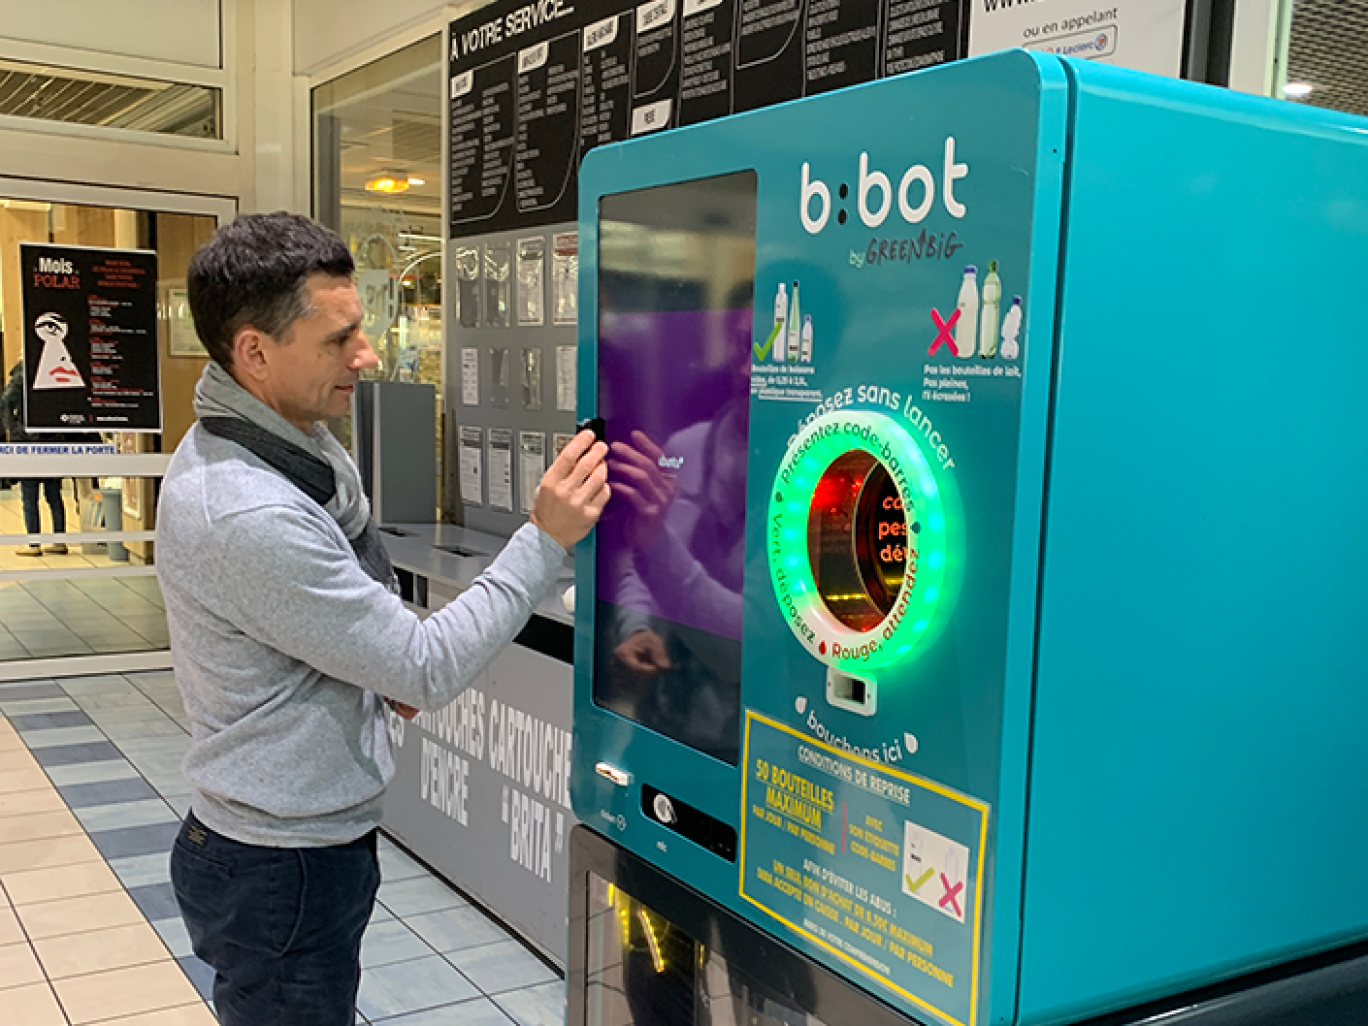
[2,360,71,555]
[157,212,609,1026]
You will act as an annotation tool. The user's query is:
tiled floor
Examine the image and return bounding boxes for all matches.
[0,671,567,1025]
[0,483,168,661]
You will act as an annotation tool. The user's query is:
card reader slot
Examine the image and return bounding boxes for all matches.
[642,784,737,862]
[434,544,486,558]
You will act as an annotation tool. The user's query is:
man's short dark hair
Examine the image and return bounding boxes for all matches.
[187,212,354,369]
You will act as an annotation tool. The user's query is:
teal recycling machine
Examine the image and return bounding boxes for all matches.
[569,51,1368,1026]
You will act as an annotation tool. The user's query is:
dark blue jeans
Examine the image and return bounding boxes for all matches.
[20,479,65,535]
[171,812,380,1026]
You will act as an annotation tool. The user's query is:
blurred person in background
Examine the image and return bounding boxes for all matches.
[2,359,73,556]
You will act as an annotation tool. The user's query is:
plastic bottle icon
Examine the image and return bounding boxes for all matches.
[954,265,979,359]
[1000,296,1023,360]
[787,281,802,364]
[979,260,1001,359]
[800,315,813,363]
[772,282,788,362]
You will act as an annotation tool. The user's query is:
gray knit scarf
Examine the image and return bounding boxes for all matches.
[193,361,397,592]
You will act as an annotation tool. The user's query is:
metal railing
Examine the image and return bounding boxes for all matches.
[0,454,168,582]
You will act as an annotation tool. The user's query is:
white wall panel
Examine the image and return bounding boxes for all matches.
[294,0,482,76]
[0,0,222,70]
[0,124,241,198]
[251,0,307,212]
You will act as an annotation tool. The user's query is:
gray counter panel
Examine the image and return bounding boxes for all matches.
[379,523,578,965]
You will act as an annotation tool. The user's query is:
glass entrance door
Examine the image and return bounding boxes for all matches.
[0,185,230,676]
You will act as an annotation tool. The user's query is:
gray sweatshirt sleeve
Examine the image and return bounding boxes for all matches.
[206,510,566,711]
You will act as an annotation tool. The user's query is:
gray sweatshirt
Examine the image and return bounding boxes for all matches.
[156,424,566,847]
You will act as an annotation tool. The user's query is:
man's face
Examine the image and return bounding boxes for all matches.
[259,274,379,432]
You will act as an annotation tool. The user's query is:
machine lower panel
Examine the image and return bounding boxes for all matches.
[570,826,925,1026]
[570,826,1368,1026]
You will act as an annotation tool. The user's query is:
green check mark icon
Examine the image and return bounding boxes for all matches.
[906,867,935,894]
[754,322,782,362]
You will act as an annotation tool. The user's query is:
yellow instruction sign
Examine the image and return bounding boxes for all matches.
[739,712,990,1026]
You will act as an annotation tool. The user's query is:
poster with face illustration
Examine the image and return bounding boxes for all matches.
[19,243,161,433]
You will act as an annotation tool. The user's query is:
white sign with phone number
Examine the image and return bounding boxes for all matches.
[969,0,1188,79]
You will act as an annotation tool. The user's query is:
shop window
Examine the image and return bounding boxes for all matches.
[312,39,443,396]
[312,37,443,508]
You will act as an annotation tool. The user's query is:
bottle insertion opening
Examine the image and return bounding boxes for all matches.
[807,451,915,633]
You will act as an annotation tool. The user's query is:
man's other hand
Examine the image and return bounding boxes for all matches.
[531,429,611,550]
[613,629,672,675]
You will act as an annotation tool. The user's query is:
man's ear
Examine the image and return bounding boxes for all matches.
[230,327,270,385]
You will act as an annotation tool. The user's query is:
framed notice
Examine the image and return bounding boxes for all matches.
[518,431,545,515]
[461,347,480,405]
[488,428,514,512]
[166,287,208,357]
[516,237,546,326]
[459,425,484,506]
[20,243,162,432]
[552,232,578,325]
[555,344,576,412]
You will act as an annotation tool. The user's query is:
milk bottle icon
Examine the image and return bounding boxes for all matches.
[1000,296,1023,360]
[954,266,978,359]
[979,260,1002,359]
[786,281,802,364]
[772,282,788,363]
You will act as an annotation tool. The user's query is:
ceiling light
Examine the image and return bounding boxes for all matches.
[1283,82,1313,98]
[407,176,426,186]
[365,174,409,195]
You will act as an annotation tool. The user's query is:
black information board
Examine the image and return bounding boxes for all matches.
[19,243,161,433]
[449,0,967,238]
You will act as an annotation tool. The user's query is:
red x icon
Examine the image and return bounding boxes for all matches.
[929,308,961,357]
[938,873,964,918]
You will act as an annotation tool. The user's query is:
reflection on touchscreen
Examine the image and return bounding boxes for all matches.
[597,377,749,765]
[609,430,677,550]
[607,399,747,636]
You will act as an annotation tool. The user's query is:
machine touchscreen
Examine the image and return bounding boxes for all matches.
[592,171,757,765]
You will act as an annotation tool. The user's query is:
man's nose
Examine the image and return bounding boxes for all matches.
[352,335,381,371]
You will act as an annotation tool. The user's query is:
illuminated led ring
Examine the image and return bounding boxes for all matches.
[767,410,950,672]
